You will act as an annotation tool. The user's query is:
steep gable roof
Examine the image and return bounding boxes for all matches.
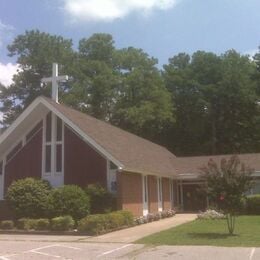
[42,97,178,177]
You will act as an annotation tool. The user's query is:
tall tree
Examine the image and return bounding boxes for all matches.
[112,47,174,140]
[0,30,74,126]
[62,33,120,121]
[163,50,260,155]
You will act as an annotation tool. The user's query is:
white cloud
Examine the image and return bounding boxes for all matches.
[0,62,19,87]
[63,0,178,22]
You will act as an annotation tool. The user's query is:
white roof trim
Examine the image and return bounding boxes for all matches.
[0,98,41,145]
[0,96,124,169]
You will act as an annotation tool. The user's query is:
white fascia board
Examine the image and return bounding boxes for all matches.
[0,97,43,146]
[40,98,124,169]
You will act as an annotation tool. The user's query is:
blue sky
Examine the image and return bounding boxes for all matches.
[0,0,259,86]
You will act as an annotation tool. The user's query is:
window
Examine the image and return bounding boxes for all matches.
[45,146,51,173]
[56,144,62,172]
[46,112,52,142]
[43,112,63,175]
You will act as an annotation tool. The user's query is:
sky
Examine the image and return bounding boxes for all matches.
[0,0,259,87]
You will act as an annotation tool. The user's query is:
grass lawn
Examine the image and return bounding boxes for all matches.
[136,216,260,247]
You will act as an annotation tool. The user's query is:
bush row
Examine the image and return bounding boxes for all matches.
[0,216,75,231]
[0,210,134,234]
[5,178,115,220]
[78,210,134,235]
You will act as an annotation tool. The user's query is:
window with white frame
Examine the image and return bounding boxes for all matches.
[43,112,63,175]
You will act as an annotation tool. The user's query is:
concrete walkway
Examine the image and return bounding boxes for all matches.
[84,213,197,243]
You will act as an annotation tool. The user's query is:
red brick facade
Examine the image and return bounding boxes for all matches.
[148,175,158,213]
[117,171,143,216]
[162,178,171,210]
[64,126,107,188]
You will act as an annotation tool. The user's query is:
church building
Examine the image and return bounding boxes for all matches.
[0,64,259,217]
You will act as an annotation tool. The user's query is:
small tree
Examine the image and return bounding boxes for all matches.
[201,155,253,235]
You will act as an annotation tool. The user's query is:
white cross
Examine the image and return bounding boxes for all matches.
[41,63,68,103]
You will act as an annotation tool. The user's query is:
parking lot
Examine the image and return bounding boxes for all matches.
[0,234,259,260]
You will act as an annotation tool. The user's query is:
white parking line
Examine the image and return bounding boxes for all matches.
[97,244,133,258]
[0,244,82,260]
[250,248,256,260]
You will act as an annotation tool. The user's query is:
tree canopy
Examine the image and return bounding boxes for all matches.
[1,30,259,156]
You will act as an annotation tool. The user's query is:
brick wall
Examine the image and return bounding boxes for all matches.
[162,177,171,210]
[148,175,158,213]
[117,171,143,216]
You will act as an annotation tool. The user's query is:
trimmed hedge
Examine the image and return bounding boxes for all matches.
[16,218,37,230]
[78,210,134,235]
[0,220,14,230]
[50,216,75,231]
[48,185,90,220]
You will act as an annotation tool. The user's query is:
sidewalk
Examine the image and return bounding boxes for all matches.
[84,213,197,243]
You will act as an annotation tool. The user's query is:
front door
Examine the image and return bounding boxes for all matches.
[182,184,207,212]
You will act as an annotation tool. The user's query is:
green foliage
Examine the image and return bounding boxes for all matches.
[50,216,75,231]
[85,184,116,214]
[245,195,260,215]
[0,30,74,126]
[201,155,253,234]
[78,210,134,235]
[48,185,90,220]
[0,220,14,230]
[16,218,37,230]
[6,178,51,219]
[34,218,50,231]
[163,50,260,155]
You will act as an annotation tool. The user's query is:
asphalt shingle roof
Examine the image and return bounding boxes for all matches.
[44,97,178,177]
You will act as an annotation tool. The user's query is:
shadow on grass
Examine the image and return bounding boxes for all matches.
[187,233,239,240]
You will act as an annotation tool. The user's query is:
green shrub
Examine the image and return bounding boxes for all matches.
[246,195,260,214]
[34,219,50,230]
[85,184,116,214]
[50,216,75,231]
[6,178,51,218]
[48,185,90,220]
[78,210,133,235]
[78,214,107,235]
[118,210,134,226]
[107,212,125,229]
[0,220,14,230]
[16,218,37,230]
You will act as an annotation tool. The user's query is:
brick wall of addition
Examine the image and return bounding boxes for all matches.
[162,177,171,210]
[148,175,158,213]
[117,171,143,216]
